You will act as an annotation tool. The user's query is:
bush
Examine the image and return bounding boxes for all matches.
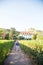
[18,36,25,40]
[19,40,43,65]
[32,34,37,40]
[0,37,2,40]
[5,33,9,40]
[37,34,43,40]
[0,40,14,65]
[37,52,43,65]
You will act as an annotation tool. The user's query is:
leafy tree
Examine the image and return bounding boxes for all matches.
[2,29,6,39]
[37,34,43,40]
[18,36,25,40]
[0,29,3,39]
[9,28,16,39]
[0,27,19,40]
[32,34,37,40]
[5,33,9,40]
[0,28,6,39]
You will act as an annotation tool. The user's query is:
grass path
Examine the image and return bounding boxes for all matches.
[4,43,33,65]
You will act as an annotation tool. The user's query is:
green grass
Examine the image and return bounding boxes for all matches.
[19,40,43,65]
[0,40,14,65]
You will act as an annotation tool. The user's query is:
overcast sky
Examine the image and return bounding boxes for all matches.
[0,0,43,31]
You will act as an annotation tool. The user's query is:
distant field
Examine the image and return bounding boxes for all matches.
[19,40,43,65]
[0,40,14,65]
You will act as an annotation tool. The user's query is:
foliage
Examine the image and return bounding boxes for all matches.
[5,33,9,40]
[32,34,37,40]
[0,40,14,65]
[9,28,16,39]
[9,28,19,40]
[0,28,19,40]
[2,29,6,39]
[0,29,3,39]
[18,36,25,40]
[37,34,43,40]
[0,28,7,40]
[19,40,43,65]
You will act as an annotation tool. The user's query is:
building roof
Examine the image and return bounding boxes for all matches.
[20,31,36,35]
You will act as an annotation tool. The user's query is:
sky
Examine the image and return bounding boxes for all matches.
[0,0,43,31]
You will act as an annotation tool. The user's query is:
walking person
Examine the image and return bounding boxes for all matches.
[15,40,19,51]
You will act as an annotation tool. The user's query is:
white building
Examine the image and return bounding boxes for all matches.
[18,31,32,39]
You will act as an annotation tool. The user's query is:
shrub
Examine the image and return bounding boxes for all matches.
[0,40,14,65]
[19,40,43,65]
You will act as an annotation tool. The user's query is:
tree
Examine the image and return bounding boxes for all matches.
[36,31,43,40]
[5,33,9,40]
[9,28,16,39]
[32,34,37,40]
[37,34,43,40]
[0,29,3,39]
[18,36,25,40]
[2,29,6,39]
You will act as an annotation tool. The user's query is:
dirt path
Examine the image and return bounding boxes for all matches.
[4,44,33,65]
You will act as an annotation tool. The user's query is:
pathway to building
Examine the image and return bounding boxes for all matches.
[4,43,33,65]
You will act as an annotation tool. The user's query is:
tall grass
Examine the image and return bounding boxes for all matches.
[0,40,14,65]
[19,40,43,65]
